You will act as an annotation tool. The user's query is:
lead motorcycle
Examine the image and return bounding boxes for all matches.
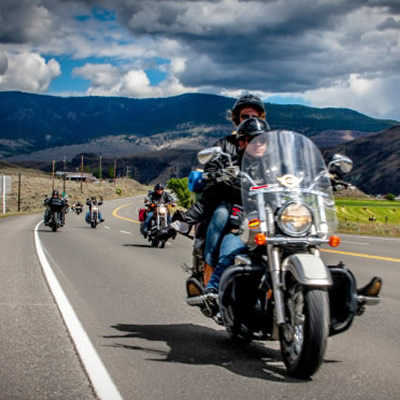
[180,130,382,379]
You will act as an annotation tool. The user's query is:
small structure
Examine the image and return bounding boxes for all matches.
[56,171,95,182]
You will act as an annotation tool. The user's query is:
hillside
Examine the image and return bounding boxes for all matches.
[324,125,400,195]
[0,161,147,215]
[0,91,396,159]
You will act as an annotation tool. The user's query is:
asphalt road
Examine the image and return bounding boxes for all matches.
[1,196,400,400]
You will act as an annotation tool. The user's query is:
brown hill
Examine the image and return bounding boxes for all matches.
[324,125,400,195]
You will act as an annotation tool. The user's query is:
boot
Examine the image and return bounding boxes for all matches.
[203,263,215,286]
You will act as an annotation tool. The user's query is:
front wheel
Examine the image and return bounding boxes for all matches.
[279,279,329,379]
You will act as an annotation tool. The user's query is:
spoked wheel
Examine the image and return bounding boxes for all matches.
[279,275,329,379]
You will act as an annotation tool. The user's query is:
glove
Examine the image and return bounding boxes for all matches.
[172,210,186,222]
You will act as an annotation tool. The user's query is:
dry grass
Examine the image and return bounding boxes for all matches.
[0,166,150,216]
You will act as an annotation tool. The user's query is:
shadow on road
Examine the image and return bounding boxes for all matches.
[104,322,299,382]
[122,244,154,248]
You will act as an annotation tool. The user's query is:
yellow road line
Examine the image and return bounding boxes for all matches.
[112,203,140,224]
[113,202,400,262]
[321,248,400,263]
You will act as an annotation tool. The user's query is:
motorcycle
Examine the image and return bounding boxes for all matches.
[71,202,83,215]
[44,200,67,232]
[140,202,176,248]
[181,130,382,379]
[86,199,103,229]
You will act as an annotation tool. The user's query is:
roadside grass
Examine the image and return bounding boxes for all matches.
[335,198,400,237]
[0,166,150,217]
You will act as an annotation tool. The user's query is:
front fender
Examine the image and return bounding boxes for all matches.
[282,254,332,287]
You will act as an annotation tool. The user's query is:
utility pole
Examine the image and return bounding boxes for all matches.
[113,159,117,186]
[17,173,21,212]
[99,153,102,182]
[52,160,55,190]
[80,155,84,193]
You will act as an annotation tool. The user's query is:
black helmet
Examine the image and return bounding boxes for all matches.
[232,94,266,126]
[154,183,164,191]
[52,189,59,196]
[237,117,270,141]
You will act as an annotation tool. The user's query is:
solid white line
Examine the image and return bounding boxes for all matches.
[341,240,368,245]
[341,233,400,242]
[34,221,124,400]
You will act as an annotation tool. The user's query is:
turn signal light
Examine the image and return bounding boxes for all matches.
[254,233,267,245]
[329,235,341,247]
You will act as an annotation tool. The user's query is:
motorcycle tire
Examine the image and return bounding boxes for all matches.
[159,240,166,248]
[91,221,96,228]
[279,277,329,379]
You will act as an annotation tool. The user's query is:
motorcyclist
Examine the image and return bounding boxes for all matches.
[43,189,68,226]
[85,196,104,223]
[205,118,270,294]
[172,118,270,297]
[141,183,175,236]
[174,96,270,285]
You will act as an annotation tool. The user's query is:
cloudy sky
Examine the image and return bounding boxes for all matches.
[1,0,400,120]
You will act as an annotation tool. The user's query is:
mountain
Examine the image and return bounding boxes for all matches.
[323,125,400,195]
[0,91,396,159]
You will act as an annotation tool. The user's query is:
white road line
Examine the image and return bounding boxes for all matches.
[341,240,368,245]
[341,233,400,242]
[104,226,111,229]
[120,230,132,235]
[34,221,124,400]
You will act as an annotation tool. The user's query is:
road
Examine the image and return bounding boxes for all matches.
[1,196,399,400]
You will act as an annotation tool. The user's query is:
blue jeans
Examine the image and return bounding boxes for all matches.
[206,233,248,291]
[86,211,103,223]
[143,211,171,232]
[142,211,154,232]
[204,202,230,267]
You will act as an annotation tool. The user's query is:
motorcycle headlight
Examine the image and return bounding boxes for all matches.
[158,206,167,215]
[277,202,313,237]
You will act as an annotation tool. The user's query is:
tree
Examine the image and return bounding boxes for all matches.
[108,164,114,179]
[167,177,192,208]
[386,193,396,201]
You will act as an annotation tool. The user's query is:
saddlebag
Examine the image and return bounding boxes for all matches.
[328,262,358,336]
[138,208,147,222]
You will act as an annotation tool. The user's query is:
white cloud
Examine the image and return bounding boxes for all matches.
[303,73,400,120]
[72,61,196,98]
[0,52,60,92]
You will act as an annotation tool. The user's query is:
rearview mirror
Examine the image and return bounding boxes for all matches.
[197,146,223,165]
[329,154,353,173]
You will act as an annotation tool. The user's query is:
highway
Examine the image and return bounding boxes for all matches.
[1,196,399,400]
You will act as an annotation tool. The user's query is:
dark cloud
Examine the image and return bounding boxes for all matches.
[105,0,399,93]
[0,51,8,75]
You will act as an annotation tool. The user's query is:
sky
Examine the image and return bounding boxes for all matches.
[0,0,400,121]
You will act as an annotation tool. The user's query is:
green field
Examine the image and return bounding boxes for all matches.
[335,198,400,236]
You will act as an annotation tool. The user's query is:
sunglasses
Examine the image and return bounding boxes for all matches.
[240,113,260,120]
[239,136,267,145]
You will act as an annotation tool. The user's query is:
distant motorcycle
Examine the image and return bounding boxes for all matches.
[140,202,176,248]
[86,198,103,229]
[44,199,67,232]
[71,202,83,215]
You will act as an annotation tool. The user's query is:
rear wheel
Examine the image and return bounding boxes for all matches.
[279,275,329,379]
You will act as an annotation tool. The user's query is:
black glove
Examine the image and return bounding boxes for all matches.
[172,210,186,222]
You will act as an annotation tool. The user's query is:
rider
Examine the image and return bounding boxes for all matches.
[175,95,270,285]
[204,117,270,294]
[43,189,68,226]
[85,196,104,223]
[142,183,175,236]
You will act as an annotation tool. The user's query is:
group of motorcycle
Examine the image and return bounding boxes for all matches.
[138,129,382,379]
[44,197,104,231]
